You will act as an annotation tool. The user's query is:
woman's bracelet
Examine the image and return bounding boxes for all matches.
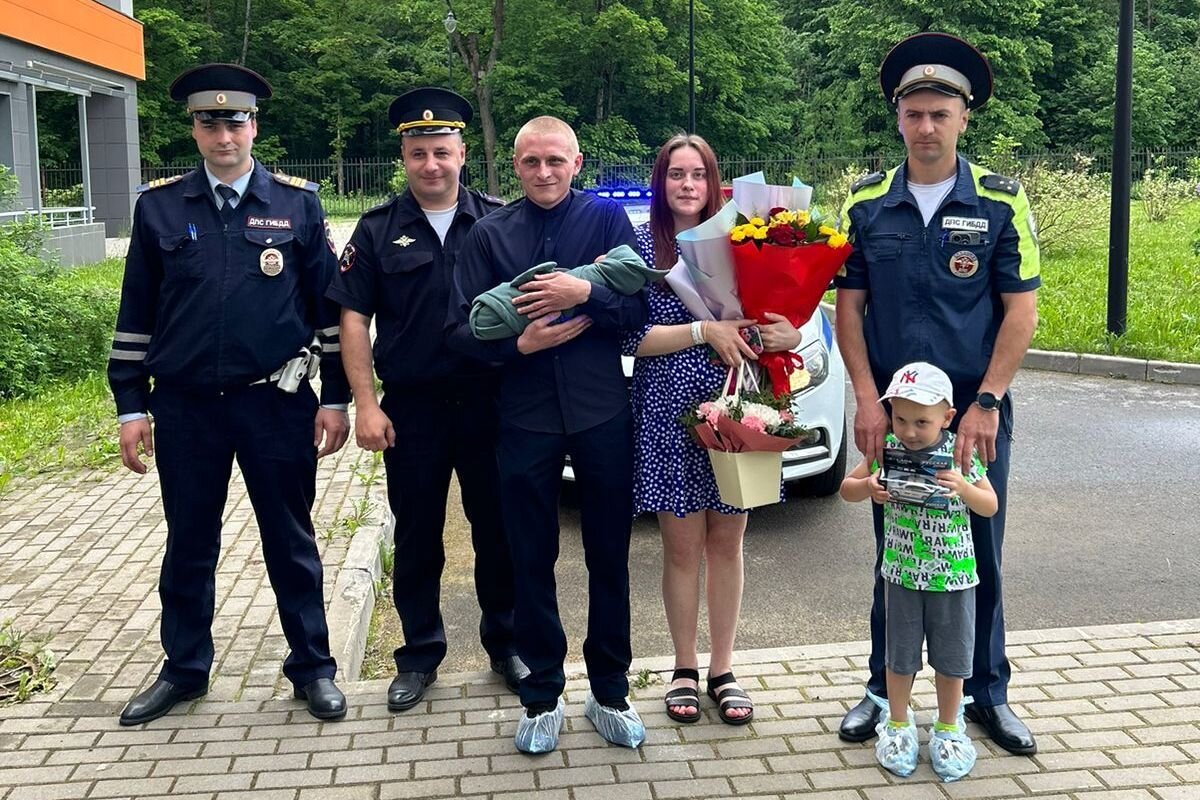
[690,320,705,346]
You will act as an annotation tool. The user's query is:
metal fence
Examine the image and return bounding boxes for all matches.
[35,148,1200,216]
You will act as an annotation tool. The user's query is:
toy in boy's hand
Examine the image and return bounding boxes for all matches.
[879,446,955,510]
[708,325,763,365]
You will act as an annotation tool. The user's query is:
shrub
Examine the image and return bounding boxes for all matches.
[1139,157,1192,223]
[42,184,84,207]
[981,136,1110,252]
[0,238,119,399]
[822,162,869,221]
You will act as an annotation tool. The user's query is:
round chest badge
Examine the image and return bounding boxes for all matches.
[260,247,284,277]
[949,250,979,278]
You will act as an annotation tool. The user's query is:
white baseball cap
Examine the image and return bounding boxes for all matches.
[879,361,954,407]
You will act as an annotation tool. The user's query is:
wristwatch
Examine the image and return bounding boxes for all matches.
[974,391,1002,412]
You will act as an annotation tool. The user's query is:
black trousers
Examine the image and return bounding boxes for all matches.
[380,384,515,673]
[867,403,1013,707]
[496,408,635,706]
[149,383,335,689]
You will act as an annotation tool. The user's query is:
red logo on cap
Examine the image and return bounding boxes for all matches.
[900,370,918,384]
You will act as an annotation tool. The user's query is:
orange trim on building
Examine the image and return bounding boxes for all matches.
[0,0,144,81]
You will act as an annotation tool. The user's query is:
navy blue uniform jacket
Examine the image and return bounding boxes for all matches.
[446,190,645,434]
[108,161,350,416]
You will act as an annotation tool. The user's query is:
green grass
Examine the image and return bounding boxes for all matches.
[0,372,120,492]
[1033,202,1200,363]
[0,258,124,492]
[58,257,125,291]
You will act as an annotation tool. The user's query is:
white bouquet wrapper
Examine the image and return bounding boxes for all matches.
[669,201,743,321]
[731,171,813,215]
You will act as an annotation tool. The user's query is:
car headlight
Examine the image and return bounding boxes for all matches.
[798,340,830,390]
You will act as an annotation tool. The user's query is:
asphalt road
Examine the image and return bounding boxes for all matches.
[430,369,1200,673]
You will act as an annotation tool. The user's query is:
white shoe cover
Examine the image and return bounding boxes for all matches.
[584,692,645,748]
[514,696,565,754]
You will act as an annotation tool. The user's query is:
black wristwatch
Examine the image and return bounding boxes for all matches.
[974,391,1002,412]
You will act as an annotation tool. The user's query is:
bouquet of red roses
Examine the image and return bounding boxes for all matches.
[729,208,852,396]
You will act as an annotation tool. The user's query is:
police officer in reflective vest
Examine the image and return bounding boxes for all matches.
[326,88,526,713]
[834,34,1041,755]
[108,64,352,725]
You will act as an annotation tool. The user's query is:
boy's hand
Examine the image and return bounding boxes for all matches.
[936,468,968,499]
[868,472,891,504]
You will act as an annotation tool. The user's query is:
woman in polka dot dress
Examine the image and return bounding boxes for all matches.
[622,135,800,726]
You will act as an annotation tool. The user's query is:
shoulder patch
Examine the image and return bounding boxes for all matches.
[850,171,885,194]
[979,173,1021,196]
[272,172,320,192]
[136,174,185,193]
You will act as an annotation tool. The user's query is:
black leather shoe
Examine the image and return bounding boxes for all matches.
[119,679,207,726]
[490,655,530,695]
[838,694,882,742]
[387,670,437,712]
[965,702,1037,755]
[294,678,347,721]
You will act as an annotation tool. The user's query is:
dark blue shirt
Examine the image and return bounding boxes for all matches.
[326,186,502,390]
[836,156,1041,407]
[447,190,645,434]
[107,161,350,415]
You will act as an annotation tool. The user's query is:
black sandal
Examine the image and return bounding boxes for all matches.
[663,668,702,724]
[707,671,754,725]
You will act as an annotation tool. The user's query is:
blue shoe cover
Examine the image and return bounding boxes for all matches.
[514,696,565,754]
[867,691,917,778]
[584,692,645,748]
[930,696,977,782]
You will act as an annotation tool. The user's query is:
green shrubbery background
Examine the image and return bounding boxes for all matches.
[0,166,120,399]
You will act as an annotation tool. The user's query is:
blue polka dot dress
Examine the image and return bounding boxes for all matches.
[623,223,747,517]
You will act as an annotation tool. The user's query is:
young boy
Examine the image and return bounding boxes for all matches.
[840,361,998,783]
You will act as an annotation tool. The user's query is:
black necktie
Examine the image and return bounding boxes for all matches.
[216,185,239,225]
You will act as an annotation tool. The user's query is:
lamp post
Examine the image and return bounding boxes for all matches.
[1107,0,1133,336]
[687,0,695,134]
[443,11,457,88]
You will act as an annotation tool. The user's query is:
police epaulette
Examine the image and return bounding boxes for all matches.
[272,172,320,192]
[136,174,185,193]
[850,171,885,193]
[979,173,1021,196]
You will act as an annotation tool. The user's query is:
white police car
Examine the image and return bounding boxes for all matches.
[563,305,848,497]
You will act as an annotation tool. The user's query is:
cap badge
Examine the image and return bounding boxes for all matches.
[394,235,415,247]
[260,247,284,277]
[923,66,936,77]
[216,93,227,105]
[422,109,434,121]
[949,250,980,278]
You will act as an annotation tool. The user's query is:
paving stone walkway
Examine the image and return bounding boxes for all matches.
[2,454,1199,798]
[0,441,375,708]
[0,617,1197,799]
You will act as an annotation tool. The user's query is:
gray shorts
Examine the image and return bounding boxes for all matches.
[884,582,976,678]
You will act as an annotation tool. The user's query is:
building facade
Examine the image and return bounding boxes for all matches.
[1,0,143,241]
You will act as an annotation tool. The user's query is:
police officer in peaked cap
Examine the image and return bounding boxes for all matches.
[834,33,1041,756]
[109,63,352,725]
[325,87,525,713]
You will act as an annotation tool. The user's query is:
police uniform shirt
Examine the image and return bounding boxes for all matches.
[205,162,253,210]
[447,189,645,435]
[325,186,502,389]
[108,160,351,416]
[836,155,1040,402]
